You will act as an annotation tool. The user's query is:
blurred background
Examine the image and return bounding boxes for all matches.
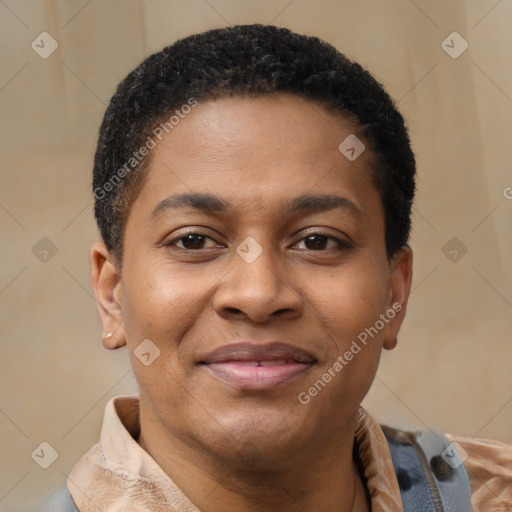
[0,0,511,510]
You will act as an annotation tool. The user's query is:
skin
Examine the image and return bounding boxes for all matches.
[91,93,413,512]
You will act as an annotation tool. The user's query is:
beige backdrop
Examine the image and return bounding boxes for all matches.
[1,0,511,510]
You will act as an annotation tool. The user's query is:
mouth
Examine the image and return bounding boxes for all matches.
[200,342,317,390]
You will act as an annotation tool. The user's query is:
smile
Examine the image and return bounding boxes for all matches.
[200,342,317,390]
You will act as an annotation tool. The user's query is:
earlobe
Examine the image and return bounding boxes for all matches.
[383,246,413,351]
[101,330,125,350]
[91,242,126,350]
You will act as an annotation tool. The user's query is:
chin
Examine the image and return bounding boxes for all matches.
[220,437,296,474]
[206,411,310,470]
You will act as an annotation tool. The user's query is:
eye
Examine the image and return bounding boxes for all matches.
[294,234,350,251]
[168,232,219,250]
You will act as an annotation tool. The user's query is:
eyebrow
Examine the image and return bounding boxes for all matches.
[149,192,362,221]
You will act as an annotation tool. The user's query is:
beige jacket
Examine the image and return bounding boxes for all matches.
[66,396,512,511]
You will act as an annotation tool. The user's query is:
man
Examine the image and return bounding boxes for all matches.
[44,24,512,511]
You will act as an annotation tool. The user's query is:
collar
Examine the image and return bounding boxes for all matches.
[68,396,403,511]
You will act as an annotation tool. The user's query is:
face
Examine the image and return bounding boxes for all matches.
[92,93,412,470]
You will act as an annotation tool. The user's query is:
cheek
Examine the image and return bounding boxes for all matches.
[300,258,389,405]
[310,259,390,344]
[121,262,204,339]
[120,260,228,388]
[120,265,206,413]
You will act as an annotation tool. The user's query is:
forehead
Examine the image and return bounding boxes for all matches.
[154,94,364,167]
[127,94,383,228]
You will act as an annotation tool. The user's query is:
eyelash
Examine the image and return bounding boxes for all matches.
[165,230,352,252]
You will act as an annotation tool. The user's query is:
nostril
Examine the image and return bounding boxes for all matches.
[273,308,294,316]
[225,307,243,315]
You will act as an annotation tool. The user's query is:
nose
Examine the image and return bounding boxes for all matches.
[212,241,303,324]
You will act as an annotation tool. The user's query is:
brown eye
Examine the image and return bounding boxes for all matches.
[171,233,219,250]
[296,234,345,251]
[304,235,328,250]
[179,234,207,249]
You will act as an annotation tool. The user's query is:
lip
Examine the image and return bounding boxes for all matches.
[200,342,317,390]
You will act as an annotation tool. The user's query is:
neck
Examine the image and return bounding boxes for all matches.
[137,407,371,512]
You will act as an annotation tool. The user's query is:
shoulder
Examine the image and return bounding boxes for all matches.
[450,434,512,510]
[38,484,79,512]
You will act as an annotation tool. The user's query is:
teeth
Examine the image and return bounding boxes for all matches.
[258,360,288,366]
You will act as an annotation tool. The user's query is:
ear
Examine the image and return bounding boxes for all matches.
[382,246,413,351]
[91,241,126,350]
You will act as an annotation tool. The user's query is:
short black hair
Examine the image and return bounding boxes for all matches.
[93,24,415,264]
